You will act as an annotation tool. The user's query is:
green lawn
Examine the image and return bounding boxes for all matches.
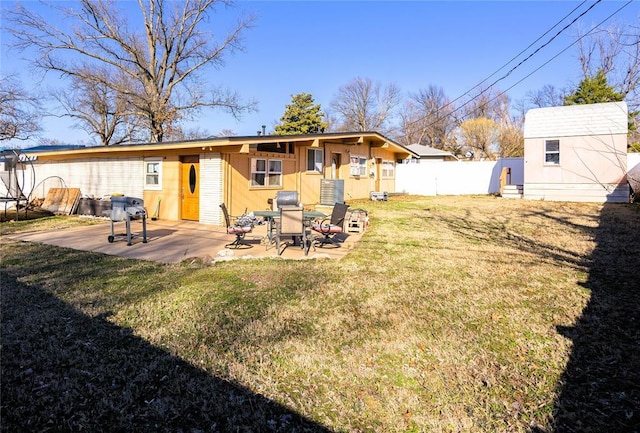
[2,195,639,432]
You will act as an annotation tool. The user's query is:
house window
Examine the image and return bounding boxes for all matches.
[349,155,367,176]
[545,140,560,165]
[382,161,395,178]
[307,149,323,173]
[251,158,282,187]
[144,158,162,190]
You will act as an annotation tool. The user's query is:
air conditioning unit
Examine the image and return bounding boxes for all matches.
[320,179,344,206]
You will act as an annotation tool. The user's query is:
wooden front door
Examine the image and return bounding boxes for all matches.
[181,157,199,221]
[331,153,341,179]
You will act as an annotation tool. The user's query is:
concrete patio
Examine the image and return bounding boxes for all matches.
[6,218,362,264]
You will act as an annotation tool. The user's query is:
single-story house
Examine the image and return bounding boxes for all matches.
[523,101,630,203]
[22,132,416,225]
[400,144,459,163]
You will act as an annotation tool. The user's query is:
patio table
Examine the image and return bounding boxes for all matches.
[253,209,327,246]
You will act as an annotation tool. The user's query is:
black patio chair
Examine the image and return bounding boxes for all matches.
[220,203,253,249]
[312,202,349,249]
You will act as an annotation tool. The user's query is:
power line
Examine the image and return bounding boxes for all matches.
[469,0,636,120]
[443,0,594,112]
[481,0,603,96]
[397,0,633,140]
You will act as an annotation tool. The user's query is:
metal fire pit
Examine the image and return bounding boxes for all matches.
[107,196,147,246]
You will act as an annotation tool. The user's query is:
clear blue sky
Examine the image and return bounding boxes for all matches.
[1,0,638,146]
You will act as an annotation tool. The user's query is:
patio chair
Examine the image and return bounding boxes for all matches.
[312,202,349,248]
[276,206,311,256]
[220,203,253,249]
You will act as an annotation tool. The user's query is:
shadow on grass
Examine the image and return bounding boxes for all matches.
[0,270,332,433]
[548,203,640,432]
[429,207,594,271]
[424,200,639,431]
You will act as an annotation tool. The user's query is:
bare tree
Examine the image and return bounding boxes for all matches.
[454,86,518,159]
[0,76,42,142]
[7,0,257,143]
[399,85,456,148]
[576,23,640,99]
[320,107,339,133]
[329,77,401,134]
[492,94,524,157]
[398,99,425,146]
[496,122,524,157]
[458,117,499,160]
[460,86,509,122]
[164,125,214,141]
[527,84,567,108]
[53,71,144,146]
[576,22,640,147]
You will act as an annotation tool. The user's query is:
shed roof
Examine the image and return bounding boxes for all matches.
[524,101,628,139]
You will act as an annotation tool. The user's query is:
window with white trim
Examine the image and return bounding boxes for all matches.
[381,161,395,178]
[307,148,324,173]
[251,158,282,187]
[349,155,367,176]
[545,140,560,165]
[144,158,162,190]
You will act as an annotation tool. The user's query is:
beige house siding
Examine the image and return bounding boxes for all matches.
[24,132,415,225]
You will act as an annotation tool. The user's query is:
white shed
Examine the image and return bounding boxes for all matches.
[523,101,629,203]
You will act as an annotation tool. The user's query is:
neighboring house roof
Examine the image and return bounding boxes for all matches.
[404,144,458,160]
[23,144,87,153]
[524,101,628,139]
[21,131,418,159]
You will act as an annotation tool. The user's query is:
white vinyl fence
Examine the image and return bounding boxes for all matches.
[629,152,640,171]
[395,158,524,196]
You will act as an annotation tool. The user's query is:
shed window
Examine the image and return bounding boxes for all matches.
[307,149,324,173]
[251,158,282,187]
[545,140,560,165]
[144,158,162,190]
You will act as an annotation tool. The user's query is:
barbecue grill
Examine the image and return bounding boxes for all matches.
[107,196,147,246]
[275,191,299,209]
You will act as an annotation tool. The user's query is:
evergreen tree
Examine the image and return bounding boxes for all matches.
[274,93,328,135]
[564,70,624,105]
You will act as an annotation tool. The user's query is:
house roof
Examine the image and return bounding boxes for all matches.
[22,131,418,159]
[524,101,628,139]
[403,144,458,160]
[23,144,87,152]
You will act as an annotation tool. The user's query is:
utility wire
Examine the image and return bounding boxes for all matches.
[397,0,633,139]
[480,0,603,98]
[467,0,635,121]
[441,0,593,113]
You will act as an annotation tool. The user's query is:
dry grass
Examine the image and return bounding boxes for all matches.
[1,195,638,432]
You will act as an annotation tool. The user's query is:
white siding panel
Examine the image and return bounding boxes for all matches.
[524,182,630,203]
[199,152,223,225]
[32,158,144,199]
[524,102,628,139]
